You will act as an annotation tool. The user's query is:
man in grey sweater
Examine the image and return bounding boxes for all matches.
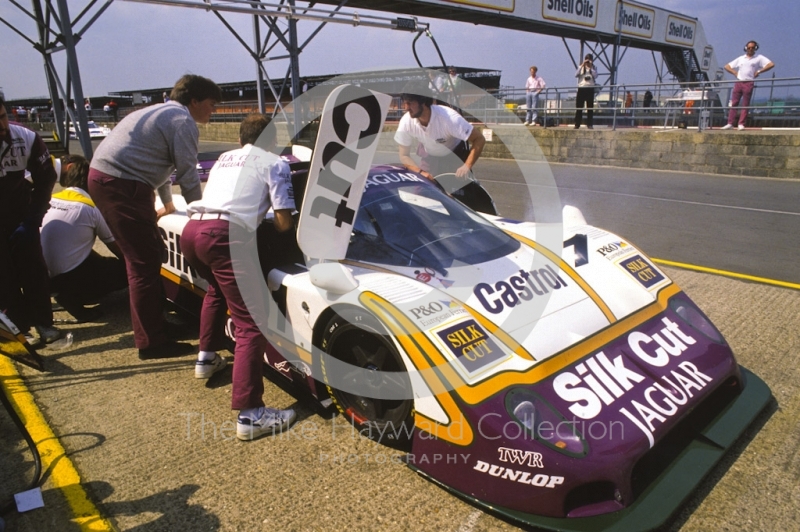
[88,74,222,359]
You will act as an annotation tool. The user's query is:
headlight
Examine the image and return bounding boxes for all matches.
[505,389,588,457]
[670,297,726,344]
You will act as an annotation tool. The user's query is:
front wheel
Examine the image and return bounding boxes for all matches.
[320,308,414,448]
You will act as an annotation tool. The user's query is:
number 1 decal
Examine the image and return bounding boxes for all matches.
[563,234,588,267]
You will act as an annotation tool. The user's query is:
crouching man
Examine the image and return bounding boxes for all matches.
[41,155,128,322]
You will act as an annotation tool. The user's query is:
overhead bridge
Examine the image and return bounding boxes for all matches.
[311,0,719,84]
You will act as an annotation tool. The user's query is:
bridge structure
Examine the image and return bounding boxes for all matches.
[2,0,718,155]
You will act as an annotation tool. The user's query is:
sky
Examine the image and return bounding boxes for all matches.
[1,0,798,101]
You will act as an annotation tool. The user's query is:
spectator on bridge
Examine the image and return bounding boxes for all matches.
[88,74,222,360]
[722,40,774,131]
[41,155,127,323]
[574,54,598,129]
[524,66,546,126]
[181,113,296,440]
[0,96,65,346]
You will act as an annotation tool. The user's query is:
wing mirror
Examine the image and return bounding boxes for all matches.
[309,263,358,294]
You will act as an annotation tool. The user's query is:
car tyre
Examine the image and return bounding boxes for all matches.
[320,308,414,448]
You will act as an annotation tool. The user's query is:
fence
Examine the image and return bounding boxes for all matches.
[481,76,800,130]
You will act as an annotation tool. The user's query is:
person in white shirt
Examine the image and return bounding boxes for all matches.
[395,80,485,180]
[524,66,546,126]
[722,41,775,130]
[181,113,296,441]
[40,155,127,322]
[441,66,462,107]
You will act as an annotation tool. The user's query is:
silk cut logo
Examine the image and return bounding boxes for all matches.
[435,319,504,374]
[618,254,664,289]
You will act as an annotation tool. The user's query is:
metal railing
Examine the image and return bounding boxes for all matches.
[480,76,800,130]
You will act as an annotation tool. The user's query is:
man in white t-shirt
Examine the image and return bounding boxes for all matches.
[722,41,775,130]
[181,113,296,441]
[41,155,127,322]
[394,80,485,181]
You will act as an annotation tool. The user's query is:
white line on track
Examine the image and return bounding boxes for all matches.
[486,181,800,216]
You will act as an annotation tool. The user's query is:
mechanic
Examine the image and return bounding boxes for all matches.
[0,96,64,346]
[181,113,296,441]
[88,74,222,359]
[722,40,775,131]
[41,155,127,323]
[395,79,485,181]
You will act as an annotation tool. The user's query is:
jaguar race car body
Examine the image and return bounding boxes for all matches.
[157,86,769,530]
[68,120,111,139]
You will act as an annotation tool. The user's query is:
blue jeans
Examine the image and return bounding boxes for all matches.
[526,92,539,123]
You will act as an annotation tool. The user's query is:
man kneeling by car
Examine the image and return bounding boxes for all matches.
[181,113,297,441]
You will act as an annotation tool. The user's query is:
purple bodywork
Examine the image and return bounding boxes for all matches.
[409,295,740,518]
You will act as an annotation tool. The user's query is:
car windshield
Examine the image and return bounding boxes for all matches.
[347,169,519,273]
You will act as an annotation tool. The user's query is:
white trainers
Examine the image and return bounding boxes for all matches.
[721,124,733,130]
[523,121,531,126]
[236,407,296,441]
[737,124,745,131]
[194,353,227,379]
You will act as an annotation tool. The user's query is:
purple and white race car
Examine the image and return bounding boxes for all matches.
[156,85,770,530]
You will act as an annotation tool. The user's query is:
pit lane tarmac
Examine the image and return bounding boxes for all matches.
[1,264,797,531]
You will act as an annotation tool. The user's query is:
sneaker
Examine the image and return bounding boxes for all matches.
[574,125,580,129]
[35,325,63,344]
[737,124,745,131]
[236,407,296,441]
[587,125,594,129]
[24,332,42,348]
[522,121,530,126]
[138,341,195,360]
[721,124,733,130]
[195,353,227,379]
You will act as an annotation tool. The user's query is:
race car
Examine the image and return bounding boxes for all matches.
[68,120,111,139]
[156,86,770,530]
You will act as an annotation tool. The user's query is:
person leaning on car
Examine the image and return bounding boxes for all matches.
[87,74,222,360]
[395,79,485,180]
[41,155,127,323]
[181,113,297,441]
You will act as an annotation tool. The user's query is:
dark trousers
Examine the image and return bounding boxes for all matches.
[88,170,168,349]
[575,87,595,128]
[0,225,52,331]
[181,219,267,411]
[50,251,128,310]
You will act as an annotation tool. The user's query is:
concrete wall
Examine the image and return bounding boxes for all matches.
[193,123,800,179]
[479,127,800,179]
